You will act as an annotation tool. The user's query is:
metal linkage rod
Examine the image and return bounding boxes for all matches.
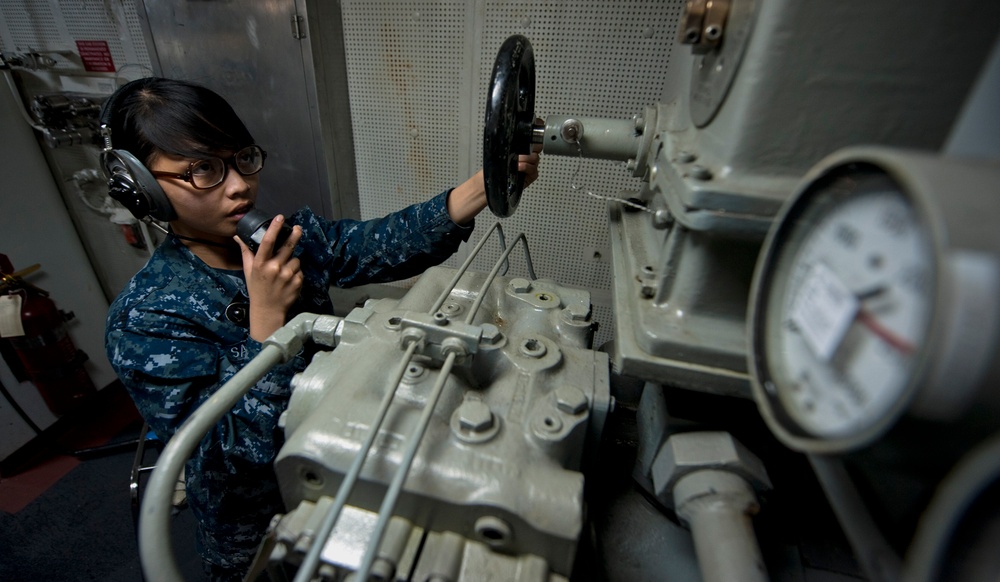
[292,341,420,582]
[429,221,509,315]
[354,352,460,581]
[465,232,534,325]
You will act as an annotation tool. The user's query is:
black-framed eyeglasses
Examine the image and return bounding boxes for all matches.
[150,145,267,190]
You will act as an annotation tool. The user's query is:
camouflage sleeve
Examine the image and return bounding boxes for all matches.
[291,190,474,288]
[106,302,295,470]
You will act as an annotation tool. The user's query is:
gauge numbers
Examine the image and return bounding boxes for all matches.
[765,182,934,439]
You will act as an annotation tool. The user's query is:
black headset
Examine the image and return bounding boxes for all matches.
[98,78,177,222]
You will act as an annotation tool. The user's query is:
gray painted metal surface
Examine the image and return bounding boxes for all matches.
[273,266,611,578]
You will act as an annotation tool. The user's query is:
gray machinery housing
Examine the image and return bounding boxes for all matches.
[7,0,998,580]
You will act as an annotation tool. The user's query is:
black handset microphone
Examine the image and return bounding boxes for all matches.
[236,209,293,254]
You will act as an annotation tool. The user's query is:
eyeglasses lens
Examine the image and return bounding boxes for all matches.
[235,146,264,175]
[190,159,224,189]
[190,146,265,189]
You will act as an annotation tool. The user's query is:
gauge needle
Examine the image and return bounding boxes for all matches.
[848,285,916,355]
[856,308,916,355]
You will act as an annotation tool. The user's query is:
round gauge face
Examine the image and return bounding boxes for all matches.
[759,170,936,441]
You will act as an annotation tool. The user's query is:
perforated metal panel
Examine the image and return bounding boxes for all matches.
[341,1,472,217]
[341,0,684,348]
[0,0,152,73]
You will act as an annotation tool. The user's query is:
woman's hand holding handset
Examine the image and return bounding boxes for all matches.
[234,215,304,341]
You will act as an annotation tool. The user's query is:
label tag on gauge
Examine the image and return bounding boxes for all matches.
[790,262,858,361]
[0,294,25,338]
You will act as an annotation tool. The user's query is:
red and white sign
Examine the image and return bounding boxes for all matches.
[75,40,116,73]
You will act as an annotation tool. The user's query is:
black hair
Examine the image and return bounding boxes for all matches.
[107,77,256,166]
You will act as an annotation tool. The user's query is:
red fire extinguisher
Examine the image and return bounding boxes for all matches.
[0,253,96,415]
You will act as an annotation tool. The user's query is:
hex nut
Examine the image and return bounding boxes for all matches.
[441,337,467,358]
[651,431,771,507]
[457,401,494,432]
[400,327,426,349]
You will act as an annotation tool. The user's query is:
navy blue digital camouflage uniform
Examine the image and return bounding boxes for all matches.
[106,192,472,580]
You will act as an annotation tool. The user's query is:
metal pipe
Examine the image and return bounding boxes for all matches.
[465,233,534,325]
[139,313,330,582]
[291,341,419,582]
[543,115,641,160]
[354,351,459,581]
[808,455,902,582]
[673,470,768,582]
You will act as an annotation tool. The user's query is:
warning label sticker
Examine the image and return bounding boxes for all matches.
[75,40,116,73]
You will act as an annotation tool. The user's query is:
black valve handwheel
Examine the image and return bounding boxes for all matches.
[484,34,536,218]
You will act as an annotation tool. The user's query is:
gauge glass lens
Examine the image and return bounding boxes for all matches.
[764,178,934,438]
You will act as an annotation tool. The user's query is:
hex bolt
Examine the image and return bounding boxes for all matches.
[554,385,589,415]
[480,323,502,345]
[457,400,494,432]
[564,303,590,323]
[510,278,532,293]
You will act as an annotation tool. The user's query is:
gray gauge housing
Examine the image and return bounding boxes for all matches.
[748,147,1000,453]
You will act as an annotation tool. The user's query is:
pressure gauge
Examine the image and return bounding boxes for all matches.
[749,148,1000,453]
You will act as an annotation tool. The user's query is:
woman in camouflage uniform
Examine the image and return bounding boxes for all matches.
[103,77,538,581]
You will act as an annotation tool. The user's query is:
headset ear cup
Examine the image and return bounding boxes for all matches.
[101,150,177,222]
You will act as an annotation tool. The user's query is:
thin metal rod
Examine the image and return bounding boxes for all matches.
[465,233,533,325]
[292,341,419,582]
[355,352,459,581]
[429,221,507,315]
